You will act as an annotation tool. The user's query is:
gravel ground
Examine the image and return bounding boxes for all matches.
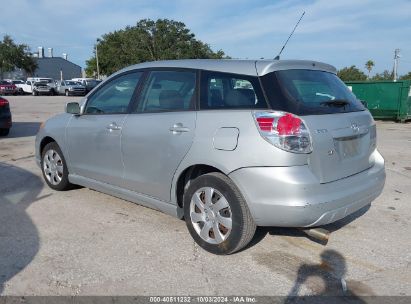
[0,95,410,297]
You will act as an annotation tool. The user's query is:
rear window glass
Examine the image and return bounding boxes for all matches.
[200,71,267,109]
[261,70,365,115]
[136,70,196,113]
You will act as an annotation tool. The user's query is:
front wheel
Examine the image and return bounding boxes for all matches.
[65,90,69,97]
[32,90,37,96]
[184,172,256,255]
[41,142,73,191]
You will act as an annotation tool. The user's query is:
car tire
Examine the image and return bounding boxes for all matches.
[41,142,73,191]
[32,90,37,96]
[183,172,256,255]
[65,90,69,97]
[0,128,10,136]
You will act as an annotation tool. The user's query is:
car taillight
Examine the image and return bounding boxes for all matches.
[254,111,312,153]
[0,98,9,106]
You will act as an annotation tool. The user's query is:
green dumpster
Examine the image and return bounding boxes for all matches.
[345,80,411,122]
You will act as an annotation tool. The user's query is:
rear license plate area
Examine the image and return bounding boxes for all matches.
[334,136,363,159]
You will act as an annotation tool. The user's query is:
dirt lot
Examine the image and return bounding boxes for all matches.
[0,95,410,297]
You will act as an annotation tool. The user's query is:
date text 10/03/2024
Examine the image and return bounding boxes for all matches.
[149,296,257,303]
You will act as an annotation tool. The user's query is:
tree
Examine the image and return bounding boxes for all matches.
[0,35,37,78]
[371,70,393,81]
[399,72,411,80]
[365,60,374,79]
[337,65,367,81]
[86,19,227,76]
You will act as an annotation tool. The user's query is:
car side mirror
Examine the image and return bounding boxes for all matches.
[66,102,81,115]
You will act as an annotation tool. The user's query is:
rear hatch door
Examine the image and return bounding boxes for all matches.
[304,111,376,183]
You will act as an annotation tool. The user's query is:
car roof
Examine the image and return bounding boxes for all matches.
[118,59,337,77]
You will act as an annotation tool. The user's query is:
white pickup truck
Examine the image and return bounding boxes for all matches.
[21,78,57,95]
[21,80,34,94]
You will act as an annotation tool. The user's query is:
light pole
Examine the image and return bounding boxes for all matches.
[393,49,400,82]
[96,38,100,80]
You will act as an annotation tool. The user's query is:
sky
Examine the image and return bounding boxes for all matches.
[1,0,411,76]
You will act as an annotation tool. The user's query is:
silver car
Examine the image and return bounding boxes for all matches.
[56,80,86,96]
[35,59,386,254]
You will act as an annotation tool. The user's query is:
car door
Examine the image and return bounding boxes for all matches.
[56,81,62,94]
[66,71,143,186]
[121,69,197,202]
[23,81,33,93]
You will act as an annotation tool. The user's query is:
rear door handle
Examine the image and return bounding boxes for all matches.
[106,122,122,131]
[169,123,190,134]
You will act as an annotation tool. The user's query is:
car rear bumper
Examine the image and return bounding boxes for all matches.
[0,89,16,94]
[0,115,12,128]
[228,150,385,227]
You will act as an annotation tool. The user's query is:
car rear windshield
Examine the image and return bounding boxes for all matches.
[260,69,365,115]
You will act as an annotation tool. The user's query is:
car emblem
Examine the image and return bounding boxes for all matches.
[351,122,360,133]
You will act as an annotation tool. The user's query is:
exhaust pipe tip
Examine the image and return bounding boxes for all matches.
[299,227,330,244]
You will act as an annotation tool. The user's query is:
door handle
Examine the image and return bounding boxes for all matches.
[106,122,122,131]
[169,123,190,134]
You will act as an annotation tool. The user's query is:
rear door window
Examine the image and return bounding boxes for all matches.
[135,70,196,113]
[261,70,365,115]
[200,71,267,109]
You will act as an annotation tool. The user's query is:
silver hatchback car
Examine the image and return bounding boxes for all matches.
[35,59,385,254]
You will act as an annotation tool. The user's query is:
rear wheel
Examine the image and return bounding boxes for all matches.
[41,142,72,191]
[0,128,10,136]
[183,172,256,255]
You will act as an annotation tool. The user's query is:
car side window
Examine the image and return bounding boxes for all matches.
[85,72,142,115]
[135,70,196,113]
[200,71,266,109]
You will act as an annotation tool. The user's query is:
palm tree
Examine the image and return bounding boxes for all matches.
[365,60,375,79]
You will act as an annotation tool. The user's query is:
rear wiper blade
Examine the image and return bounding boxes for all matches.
[320,99,350,107]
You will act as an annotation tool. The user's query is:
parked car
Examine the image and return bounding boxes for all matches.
[21,80,35,94]
[0,80,17,95]
[71,78,101,93]
[56,80,86,96]
[27,77,57,95]
[35,59,386,254]
[32,81,54,96]
[0,96,12,136]
[10,80,26,94]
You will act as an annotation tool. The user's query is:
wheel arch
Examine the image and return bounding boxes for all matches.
[174,164,227,210]
[39,136,57,156]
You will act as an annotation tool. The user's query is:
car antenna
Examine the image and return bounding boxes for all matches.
[274,11,305,60]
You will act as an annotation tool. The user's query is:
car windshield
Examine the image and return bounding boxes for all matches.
[12,80,24,84]
[65,81,79,85]
[261,69,365,115]
[40,79,53,83]
[0,81,10,85]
